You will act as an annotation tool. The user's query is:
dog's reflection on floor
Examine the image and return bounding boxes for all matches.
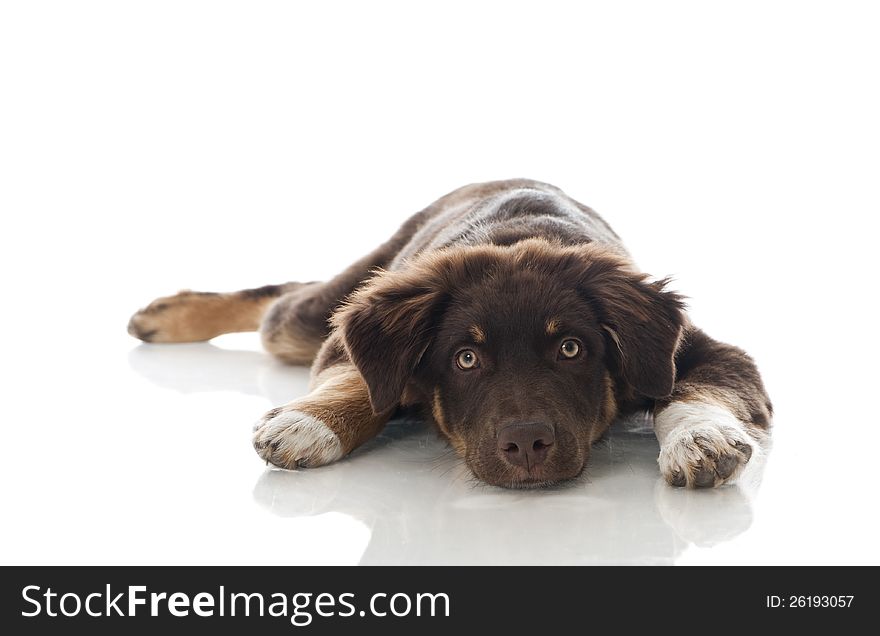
[128,341,312,405]
[252,421,766,565]
[129,342,766,564]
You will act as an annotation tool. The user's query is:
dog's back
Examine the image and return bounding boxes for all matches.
[390,179,626,269]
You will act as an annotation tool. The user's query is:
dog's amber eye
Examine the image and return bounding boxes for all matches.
[559,339,581,359]
[456,349,479,370]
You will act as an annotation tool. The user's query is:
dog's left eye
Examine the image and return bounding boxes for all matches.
[456,349,480,370]
[558,339,582,359]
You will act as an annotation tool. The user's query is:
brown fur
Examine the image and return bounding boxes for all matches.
[129,178,772,489]
[299,364,389,453]
[331,239,685,486]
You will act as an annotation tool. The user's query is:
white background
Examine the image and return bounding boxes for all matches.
[1,1,878,565]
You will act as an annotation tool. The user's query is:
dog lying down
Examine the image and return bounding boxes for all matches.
[128,179,771,489]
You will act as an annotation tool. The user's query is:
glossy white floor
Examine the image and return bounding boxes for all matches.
[3,2,879,566]
[1,318,877,565]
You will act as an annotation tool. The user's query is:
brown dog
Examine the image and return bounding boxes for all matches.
[128,179,771,488]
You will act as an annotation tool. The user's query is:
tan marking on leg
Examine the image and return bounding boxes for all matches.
[469,325,486,343]
[302,364,388,451]
[261,330,322,365]
[253,363,391,468]
[128,291,275,343]
[546,318,560,335]
[309,361,356,391]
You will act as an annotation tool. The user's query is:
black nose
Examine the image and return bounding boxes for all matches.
[497,422,555,470]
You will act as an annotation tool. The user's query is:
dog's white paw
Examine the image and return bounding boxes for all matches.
[655,402,755,488]
[252,408,343,469]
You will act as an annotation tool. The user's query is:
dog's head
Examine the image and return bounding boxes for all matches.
[334,239,684,488]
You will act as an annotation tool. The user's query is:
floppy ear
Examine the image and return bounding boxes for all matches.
[333,269,447,414]
[578,258,685,398]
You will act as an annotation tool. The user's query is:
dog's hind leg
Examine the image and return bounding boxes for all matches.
[129,199,431,359]
[258,254,391,365]
[128,282,314,344]
[127,242,402,365]
[259,223,429,365]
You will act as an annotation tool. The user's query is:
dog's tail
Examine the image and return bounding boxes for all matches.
[127,282,314,343]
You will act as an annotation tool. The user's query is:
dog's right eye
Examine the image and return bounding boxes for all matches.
[456,349,480,370]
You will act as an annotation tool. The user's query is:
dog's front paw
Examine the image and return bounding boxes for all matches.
[656,403,755,488]
[252,407,344,470]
